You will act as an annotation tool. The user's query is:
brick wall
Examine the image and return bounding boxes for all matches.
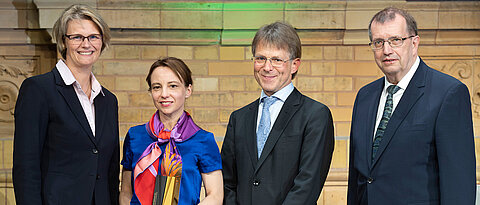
[0,1,479,204]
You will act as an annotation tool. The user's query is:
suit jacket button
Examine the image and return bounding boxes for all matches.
[92,148,98,154]
[367,178,373,184]
[253,180,260,186]
[96,175,100,180]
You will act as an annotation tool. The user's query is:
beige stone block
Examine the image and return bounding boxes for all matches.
[99,47,114,59]
[331,140,348,169]
[194,77,218,92]
[220,77,245,91]
[140,46,168,60]
[115,45,140,60]
[304,93,335,106]
[439,11,480,29]
[344,30,370,45]
[115,92,129,107]
[220,108,235,123]
[245,78,261,91]
[436,31,480,45]
[297,61,311,76]
[194,46,218,60]
[119,108,142,123]
[345,10,377,30]
[141,108,157,122]
[355,77,378,90]
[168,46,193,60]
[419,45,476,57]
[38,8,63,28]
[99,9,160,28]
[186,61,208,76]
[322,186,347,205]
[96,76,115,91]
[354,46,373,61]
[299,30,344,45]
[209,62,252,76]
[186,93,233,107]
[417,30,437,45]
[129,92,152,107]
[119,124,132,138]
[303,46,323,60]
[336,62,378,76]
[410,11,438,30]
[103,61,151,75]
[335,123,351,137]
[331,108,352,122]
[324,46,353,60]
[233,92,259,107]
[202,124,227,138]
[224,10,283,29]
[311,62,335,76]
[6,187,15,204]
[245,46,253,60]
[92,61,103,75]
[220,47,245,61]
[337,92,356,106]
[296,77,323,91]
[192,108,219,123]
[161,11,222,29]
[3,140,13,169]
[286,11,345,29]
[116,76,140,91]
[324,77,353,91]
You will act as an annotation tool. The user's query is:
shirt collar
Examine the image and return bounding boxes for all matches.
[384,56,420,91]
[260,82,294,103]
[56,60,104,96]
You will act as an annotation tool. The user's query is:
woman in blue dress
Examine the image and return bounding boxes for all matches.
[119,57,223,205]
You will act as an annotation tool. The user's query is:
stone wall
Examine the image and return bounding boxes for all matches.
[0,0,479,204]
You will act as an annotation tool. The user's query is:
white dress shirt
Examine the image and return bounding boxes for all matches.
[373,56,420,139]
[256,82,294,134]
[56,60,104,136]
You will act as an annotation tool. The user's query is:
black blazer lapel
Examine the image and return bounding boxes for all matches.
[53,67,97,146]
[371,61,426,167]
[246,99,260,167]
[364,80,384,168]
[94,88,106,142]
[255,89,301,173]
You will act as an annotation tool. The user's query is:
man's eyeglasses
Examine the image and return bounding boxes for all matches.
[64,34,102,45]
[252,56,292,67]
[369,35,416,50]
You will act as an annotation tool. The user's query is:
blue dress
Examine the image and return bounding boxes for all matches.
[121,124,222,204]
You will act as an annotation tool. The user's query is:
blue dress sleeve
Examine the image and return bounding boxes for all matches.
[121,130,133,171]
[198,131,222,173]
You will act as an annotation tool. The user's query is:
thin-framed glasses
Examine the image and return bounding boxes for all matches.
[369,35,416,50]
[252,56,292,67]
[64,34,102,45]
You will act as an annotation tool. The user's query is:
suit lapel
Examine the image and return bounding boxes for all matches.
[53,67,97,146]
[255,89,301,173]
[371,61,426,167]
[94,88,106,142]
[246,99,260,168]
[365,80,384,168]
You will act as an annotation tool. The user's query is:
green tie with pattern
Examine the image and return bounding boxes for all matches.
[372,85,401,160]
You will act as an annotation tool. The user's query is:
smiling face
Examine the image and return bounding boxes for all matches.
[150,66,192,122]
[64,19,102,71]
[371,14,419,84]
[253,43,300,96]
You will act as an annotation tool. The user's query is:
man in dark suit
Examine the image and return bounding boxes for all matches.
[221,22,335,205]
[347,7,476,205]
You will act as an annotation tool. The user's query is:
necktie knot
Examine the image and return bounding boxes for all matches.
[262,96,278,110]
[387,85,401,95]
